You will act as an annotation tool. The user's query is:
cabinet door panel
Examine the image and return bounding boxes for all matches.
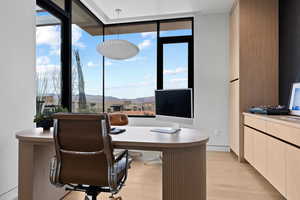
[266,136,286,197]
[244,126,254,164]
[253,131,267,175]
[229,83,234,151]
[233,82,240,155]
[287,145,300,200]
[229,81,240,155]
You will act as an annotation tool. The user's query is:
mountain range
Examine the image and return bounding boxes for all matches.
[72,95,155,104]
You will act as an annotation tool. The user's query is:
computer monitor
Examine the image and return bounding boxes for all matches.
[289,82,300,116]
[155,89,193,126]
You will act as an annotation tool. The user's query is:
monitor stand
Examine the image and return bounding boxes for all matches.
[150,123,181,134]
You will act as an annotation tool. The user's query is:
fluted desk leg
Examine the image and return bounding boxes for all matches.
[18,142,34,200]
[162,145,207,200]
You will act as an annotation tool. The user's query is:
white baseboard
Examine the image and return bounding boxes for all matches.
[0,187,18,200]
[135,145,230,161]
[207,145,230,152]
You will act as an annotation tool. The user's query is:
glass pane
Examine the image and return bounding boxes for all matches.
[160,20,192,37]
[36,10,62,114]
[71,0,104,113]
[104,24,157,116]
[163,43,188,89]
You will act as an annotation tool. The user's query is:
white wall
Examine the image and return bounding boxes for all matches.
[193,13,229,148]
[0,0,36,198]
[130,13,230,150]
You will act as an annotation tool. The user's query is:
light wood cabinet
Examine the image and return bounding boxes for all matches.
[287,145,300,200]
[266,136,286,197]
[243,113,300,198]
[243,125,286,197]
[229,0,278,160]
[244,126,254,164]
[229,81,240,155]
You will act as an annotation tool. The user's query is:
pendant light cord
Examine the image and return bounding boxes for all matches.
[115,8,122,40]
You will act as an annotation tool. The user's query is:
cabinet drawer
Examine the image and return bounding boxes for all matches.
[266,121,300,147]
[244,115,266,132]
[253,130,268,176]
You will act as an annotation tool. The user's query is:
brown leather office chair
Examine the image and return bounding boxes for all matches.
[50,113,130,200]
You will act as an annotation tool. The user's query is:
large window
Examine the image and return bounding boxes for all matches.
[71,0,104,113]
[35,0,193,117]
[162,43,189,89]
[36,6,62,114]
[104,23,157,116]
[102,19,193,116]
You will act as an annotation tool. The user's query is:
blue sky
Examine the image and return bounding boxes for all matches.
[36,16,191,99]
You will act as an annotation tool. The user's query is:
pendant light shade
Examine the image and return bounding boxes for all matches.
[97,39,139,60]
[96,8,139,60]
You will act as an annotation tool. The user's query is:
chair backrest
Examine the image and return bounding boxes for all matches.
[52,113,114,187]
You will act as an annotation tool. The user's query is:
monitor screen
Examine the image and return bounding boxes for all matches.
[289,82,300,116]
[155,89,193,118]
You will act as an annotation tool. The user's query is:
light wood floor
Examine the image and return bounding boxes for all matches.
[64,151,285,200]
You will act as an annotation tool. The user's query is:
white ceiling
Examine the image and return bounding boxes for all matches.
[83,0,234,23]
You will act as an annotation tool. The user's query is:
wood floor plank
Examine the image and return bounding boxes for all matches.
[63,152,284,200]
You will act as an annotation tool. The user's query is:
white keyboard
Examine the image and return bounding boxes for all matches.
[150,128,181,134]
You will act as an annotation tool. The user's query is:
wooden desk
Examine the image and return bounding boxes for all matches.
[16,126,209,200]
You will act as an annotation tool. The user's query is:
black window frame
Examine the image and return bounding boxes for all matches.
[157,36,194,90]
[36,0,193,118]
[104,18,194,118]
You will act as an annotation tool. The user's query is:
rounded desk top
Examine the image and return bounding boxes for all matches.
[16,126,209,150]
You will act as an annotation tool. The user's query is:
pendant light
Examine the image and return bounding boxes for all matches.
[96,9,139,60]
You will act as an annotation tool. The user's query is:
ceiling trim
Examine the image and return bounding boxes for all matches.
[80,0,231,24]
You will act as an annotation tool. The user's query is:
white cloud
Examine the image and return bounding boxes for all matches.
[37,56,50,65]
[169,78,188,83]
[36,24,85,49]
[36,26,60,47]
[36,64,60,75]
[72,24,85,48]
[141,32,156,38]
[164,67,187,75]
[138,39,151,50]
[87,61,97,67]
